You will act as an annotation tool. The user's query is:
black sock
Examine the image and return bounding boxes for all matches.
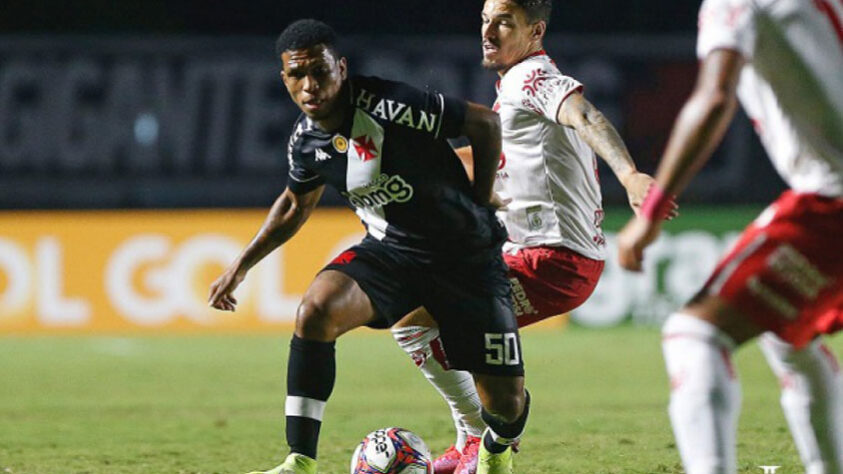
[482,389,531,454]
[483,431,509,454]
[285,335,336,460]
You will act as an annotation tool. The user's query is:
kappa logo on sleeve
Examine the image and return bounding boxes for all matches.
[315,148,332,162]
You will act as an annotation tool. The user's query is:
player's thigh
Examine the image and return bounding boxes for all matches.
[296,269,379,340]
[317,240,422,332]
[682,294,766,346]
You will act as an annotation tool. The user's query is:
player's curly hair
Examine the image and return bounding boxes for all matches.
[275,19,338,58]
[512,0,552,24]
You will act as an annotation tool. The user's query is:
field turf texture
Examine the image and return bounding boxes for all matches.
[4,325,839,473]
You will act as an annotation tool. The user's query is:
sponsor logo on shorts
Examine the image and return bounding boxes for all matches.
[509,277,538,316]
[343,174,414,209]
[766,244,830,300]
[747,244,831,320]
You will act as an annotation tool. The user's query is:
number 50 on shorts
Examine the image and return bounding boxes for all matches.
[485,332,521,366]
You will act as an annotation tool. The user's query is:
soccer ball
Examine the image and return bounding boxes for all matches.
[350,427,433,474]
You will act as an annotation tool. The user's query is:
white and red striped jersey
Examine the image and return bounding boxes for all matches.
[697,0,843,197]
[493,51,606,261]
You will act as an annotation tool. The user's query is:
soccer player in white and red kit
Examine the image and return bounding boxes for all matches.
[391,1,667,473]
[618,0,843,472]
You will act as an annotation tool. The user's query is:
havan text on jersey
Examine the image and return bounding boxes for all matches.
[354,88,441,134]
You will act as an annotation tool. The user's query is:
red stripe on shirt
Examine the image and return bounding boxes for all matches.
[815,0,843,48]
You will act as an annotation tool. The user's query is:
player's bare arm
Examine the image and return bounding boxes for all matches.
[556,92,660,215]
[460,102,502,206]
[451,145,511,210]
[453,145,474,181]
[649,49,744,196]
[208,185,325,311]
[617,49,744,272]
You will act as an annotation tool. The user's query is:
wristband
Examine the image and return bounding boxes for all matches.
[640,183,675,221]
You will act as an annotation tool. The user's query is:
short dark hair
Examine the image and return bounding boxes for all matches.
[512,0,552,24]
[275,19,338,58]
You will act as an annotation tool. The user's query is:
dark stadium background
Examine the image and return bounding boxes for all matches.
[0,0,786,210]
[2,1,699,36]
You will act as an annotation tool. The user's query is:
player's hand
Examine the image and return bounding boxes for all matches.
[617,215,662,272]
[489,192,512,211]
[208,265,246,312]
[622,172,678,220]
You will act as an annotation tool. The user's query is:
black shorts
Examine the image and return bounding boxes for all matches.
[323,237,523,377]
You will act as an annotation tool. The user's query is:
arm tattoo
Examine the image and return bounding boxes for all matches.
[575,103,636,182]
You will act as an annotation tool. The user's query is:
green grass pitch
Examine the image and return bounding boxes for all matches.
[2,325,840,473]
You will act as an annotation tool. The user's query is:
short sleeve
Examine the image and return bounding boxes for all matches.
[436,93,468,139]
[517,66,583,123]
[409,85,467,139]
[286,127,325,195]
[697,0,755,59]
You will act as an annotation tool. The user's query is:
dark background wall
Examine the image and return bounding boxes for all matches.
[0,1,786,209]
[1,1,699,35]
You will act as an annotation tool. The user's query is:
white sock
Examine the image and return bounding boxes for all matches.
[662,312,741,474]
[392,325,485,450]
[759,333,843,474]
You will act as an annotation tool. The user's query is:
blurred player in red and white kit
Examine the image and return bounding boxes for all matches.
[390,1,670,472]
[617,0,843,472]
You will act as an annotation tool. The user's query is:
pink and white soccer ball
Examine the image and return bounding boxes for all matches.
[350,427,433,474]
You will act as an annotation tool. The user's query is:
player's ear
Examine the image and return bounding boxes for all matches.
[279,52,289,81]
[338,56,348,81]
[531,20,546,42]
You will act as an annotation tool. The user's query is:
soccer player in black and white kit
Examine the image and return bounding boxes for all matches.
[208,20,529,474]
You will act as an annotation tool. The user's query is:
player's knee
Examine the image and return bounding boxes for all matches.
[295,298,339,341]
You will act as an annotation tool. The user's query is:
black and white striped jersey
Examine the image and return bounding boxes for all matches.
[286,75,506,257]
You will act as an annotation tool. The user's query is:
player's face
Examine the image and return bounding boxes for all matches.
[281,44,347,121]
[481,0,544,72]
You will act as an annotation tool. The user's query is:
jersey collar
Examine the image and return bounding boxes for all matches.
[496,49,548,91]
